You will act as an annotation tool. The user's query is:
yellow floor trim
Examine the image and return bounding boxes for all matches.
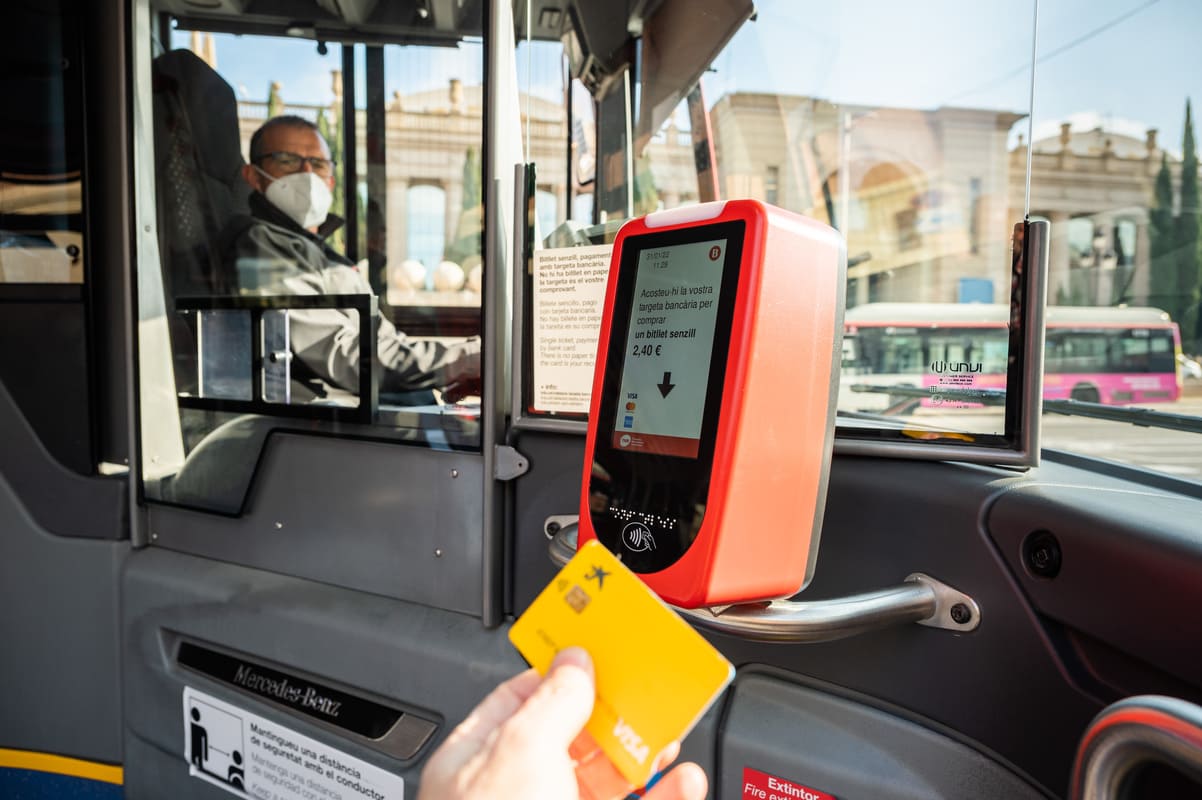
[0,748,123,785]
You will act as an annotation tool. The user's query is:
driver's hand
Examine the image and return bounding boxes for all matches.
[441,375,481,403]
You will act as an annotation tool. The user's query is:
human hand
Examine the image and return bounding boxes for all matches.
[416,647,708,800]
[439,338,481,403]
[440,375,481,404]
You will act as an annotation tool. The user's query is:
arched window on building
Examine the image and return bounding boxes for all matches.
[406,183,447,282]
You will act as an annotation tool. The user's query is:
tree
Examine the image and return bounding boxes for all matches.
[1147,98,1201,347]
[461,146,482,211]
[633,154,660,216]
[1182,100,1202,352]
[266,81,283,118]
[316,109,331,151]
[356,188,367,259]
[317,108,347,252]
[445,147,483,266]
[1149,154,1176,317]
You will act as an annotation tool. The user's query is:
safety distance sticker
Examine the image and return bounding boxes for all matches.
[183,686,403,800]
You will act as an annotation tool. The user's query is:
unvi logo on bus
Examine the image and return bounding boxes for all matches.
[929,360,983,374]
[925,360,986,408]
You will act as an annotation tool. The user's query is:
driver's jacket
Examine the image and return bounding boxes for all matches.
[219,192,479,396]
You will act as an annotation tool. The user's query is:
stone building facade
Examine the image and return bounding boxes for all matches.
[232,59,1191,314]
[705,91,1187,311]
[237,74,568,299]
[1018,123,1181,309]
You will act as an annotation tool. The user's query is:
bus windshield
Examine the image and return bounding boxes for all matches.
[524,0,1202,474]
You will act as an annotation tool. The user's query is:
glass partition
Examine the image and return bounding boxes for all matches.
[139,18,485,514]
[1030,0,1202,480]
[515,30,614,420]
[516,0,1040,455]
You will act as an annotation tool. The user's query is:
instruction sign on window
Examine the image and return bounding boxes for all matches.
[183,686,404,800]
[532,244,613,414]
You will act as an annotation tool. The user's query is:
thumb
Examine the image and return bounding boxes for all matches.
[504,647,595,748]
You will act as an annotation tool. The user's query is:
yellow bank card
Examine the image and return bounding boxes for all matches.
[509,540,735,790]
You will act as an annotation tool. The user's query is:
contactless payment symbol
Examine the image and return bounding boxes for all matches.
[622,522,656,552]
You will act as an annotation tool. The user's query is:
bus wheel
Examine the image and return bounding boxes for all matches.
[1071,384,1101,403]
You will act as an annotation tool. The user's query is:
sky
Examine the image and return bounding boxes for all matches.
[176,0,1201,156]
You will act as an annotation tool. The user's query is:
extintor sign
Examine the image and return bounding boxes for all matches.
[742,767,838,800]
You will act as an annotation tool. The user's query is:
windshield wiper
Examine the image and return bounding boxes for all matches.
[1041,397,1202,434]
[846,383,1202,435]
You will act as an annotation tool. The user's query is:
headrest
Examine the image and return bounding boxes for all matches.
[151,48,250,297]
[152,48,246,200]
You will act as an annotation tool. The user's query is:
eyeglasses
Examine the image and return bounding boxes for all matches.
[258,151,336,177]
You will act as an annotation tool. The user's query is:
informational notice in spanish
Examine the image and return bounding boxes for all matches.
[183,686,403,800]
[532,244,614,413]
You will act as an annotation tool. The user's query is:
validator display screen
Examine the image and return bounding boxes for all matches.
[610,239,728,458]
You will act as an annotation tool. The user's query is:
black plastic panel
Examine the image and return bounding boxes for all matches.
[121,548,526,799]
[510,434,1121,795]
[720,672,1048,799]
[704,457,1103,796]
[987,481,1202,703]
[510,431,587,615]
[0,377,125,539]
[0,472,127,763]
[149,433,486,615]
[177,642,405,740]
[0,302,93,474]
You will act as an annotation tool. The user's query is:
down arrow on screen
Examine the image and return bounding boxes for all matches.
[657,372,675,398]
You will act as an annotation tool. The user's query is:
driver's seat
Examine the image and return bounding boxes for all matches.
[151,47,249,300]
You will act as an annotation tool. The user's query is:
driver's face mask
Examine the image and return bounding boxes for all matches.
[255,166,333,230]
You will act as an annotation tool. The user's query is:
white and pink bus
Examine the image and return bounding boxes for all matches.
[841,303,1182,411]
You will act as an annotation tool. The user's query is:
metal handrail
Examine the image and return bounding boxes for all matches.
[677,581,938,643]
[547,523,979,643]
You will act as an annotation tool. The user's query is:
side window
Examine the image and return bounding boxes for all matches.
[138,24,485,514]
[517,0,1043,459]
[0,0,95,475]
[1033,1,1202,479]
[0,2,85,285]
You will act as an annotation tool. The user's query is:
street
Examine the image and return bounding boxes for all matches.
[1041,395,1202,478]
[895,388,1202,480]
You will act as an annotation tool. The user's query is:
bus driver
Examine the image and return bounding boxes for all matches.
[220,115,480,402]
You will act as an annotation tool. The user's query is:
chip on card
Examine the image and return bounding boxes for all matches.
[509,540,734,791]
